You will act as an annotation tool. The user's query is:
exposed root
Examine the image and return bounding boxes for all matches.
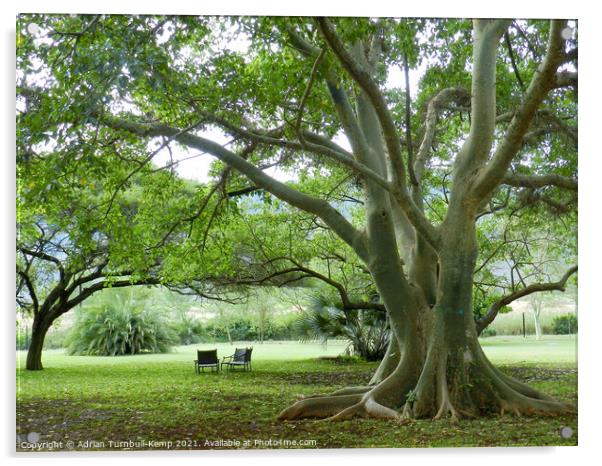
[472,343,574,416]
[331,385,374,396]
[325,397,406,422]
[472,342,558,403]
[364,397,403,420]
[433,400,460,422]
[401,401,414,420]
[499,400,522,417]
[294,386,372,401]
[278,329,573,423]
[277,394,362,421]
[325,401,366,421]
[396,338,573,422]
[433,362,460,422]
[324,386,373,397]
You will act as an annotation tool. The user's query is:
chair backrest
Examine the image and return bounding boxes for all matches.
[197,349,218,364]
[233,348,247,362]
[244,347,253,362]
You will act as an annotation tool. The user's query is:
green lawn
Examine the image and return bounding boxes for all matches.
[16,336,577,451]
[479,334,577,364]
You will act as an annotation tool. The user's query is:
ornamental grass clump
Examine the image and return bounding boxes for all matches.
[67,290,177,356]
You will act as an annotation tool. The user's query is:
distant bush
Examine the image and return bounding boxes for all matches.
[16,329,31,350]
[266,313,302,341]
[200,313,303,343]
[472,292,511,321]
[172,316,205,345]
[551,314,578,335]
[17,323,69,350]
[480,327,497,338]
[44,326,70,349]
[66,292,178,356]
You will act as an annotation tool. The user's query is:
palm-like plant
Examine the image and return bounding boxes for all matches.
[296,294,389,361]
[67,289,177,356]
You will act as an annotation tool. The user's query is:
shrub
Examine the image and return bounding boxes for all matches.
[44,326,70,349]
[16,329,31,350]
[172,316,205,345]
[295,294,389,361]
[480,327,497,338]
[551,314,578,335]
[66,291,178,356]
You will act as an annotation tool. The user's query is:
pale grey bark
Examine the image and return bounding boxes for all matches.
[531,295,543,341]
[502,173,578,191]
[471,20,568,202]
[454,20,510,174]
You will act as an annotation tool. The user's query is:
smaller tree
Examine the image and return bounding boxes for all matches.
[528,293,545,340]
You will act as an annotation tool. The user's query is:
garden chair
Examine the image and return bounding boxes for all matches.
[194,349,220,373]
[221,347,253,372]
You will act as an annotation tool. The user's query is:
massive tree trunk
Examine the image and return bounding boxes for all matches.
[278,217,569,421]
[25,314,53,371]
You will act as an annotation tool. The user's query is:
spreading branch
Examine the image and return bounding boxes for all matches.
[18,246,65,282]
[476,265,577,334]
[315,18,406,189]
[97,114,370,262]
[16,267,40,315]
[196,111,391,192]
[471,20,568,202]
[502,173,577,191]
[414,87,471,181]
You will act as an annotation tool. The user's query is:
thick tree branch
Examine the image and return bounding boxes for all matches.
[502,173,578,191]
[316,18,406,190]
[200,111,391,191]
[60,276,163,316]
[471,20,568,202]
[16,268,39,315]
[553,71,577,89]
[315,19,440,250]
[476,265,577,334]
[454,19,510,177]
[414,87,471,181]
[18,246,65,282]
[283,24,321,58]
[98,115,369,261]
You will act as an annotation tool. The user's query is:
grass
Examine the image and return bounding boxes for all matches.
[479,334,577,364]
[16,337,577,451]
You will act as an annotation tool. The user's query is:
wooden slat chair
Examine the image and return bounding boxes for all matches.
[221,347,253,372]
[194,349,219,374]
